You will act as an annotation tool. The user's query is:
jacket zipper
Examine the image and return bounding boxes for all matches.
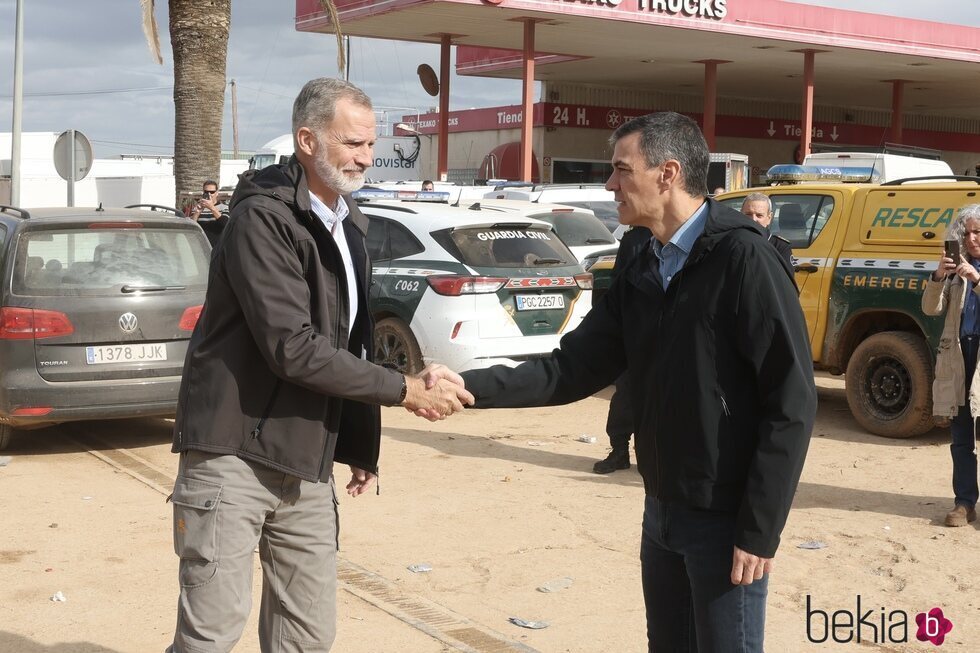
[250,379,282,440]
[317,269,345,481]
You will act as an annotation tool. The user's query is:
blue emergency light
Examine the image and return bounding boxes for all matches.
[351,189,451,202]
[766,164,878,184]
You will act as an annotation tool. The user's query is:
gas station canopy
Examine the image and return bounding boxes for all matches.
[296,0,980,120]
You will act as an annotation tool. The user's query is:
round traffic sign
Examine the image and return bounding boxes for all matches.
[53,130,93,182]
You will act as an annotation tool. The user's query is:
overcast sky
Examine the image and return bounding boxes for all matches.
[0,0,977,159]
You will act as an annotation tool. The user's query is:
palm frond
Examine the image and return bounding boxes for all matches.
[140,0,163,65]
[319,0,346,74]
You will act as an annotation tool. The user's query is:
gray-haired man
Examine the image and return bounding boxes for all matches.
[741,192,793,268]
[166,77,472,652]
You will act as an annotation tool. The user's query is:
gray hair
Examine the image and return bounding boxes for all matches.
[944,203,980,246]
[608,112,709,197]
[291,78,372,144]
[742,192,772,212]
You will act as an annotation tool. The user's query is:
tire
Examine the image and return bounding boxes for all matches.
[0,424,11,451]
[844,331,934,438]
[373,318,423,375]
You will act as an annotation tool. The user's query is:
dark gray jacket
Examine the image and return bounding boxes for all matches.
[173,157,403,480]
[463,200,815,557]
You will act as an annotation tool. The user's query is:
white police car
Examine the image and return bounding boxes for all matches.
[355,190,593,374]
[470,198,618,266]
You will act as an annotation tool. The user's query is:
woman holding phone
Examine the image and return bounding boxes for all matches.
[923,203,980,527]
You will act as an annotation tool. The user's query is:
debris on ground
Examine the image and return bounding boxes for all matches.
[537,577,573,593]
[509,617,549,629]
[50,591,67,602]
[407,563,433,573]
[797,541,828,550]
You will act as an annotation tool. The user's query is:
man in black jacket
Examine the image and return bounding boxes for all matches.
[741,192,794,268]
[167,78,472,653]
[593,225,650,474]
[451,112,815,652]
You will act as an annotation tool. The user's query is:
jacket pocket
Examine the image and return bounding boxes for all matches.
[170,477,222,563]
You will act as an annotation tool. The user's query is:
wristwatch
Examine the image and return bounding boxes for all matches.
[397,375,408,405]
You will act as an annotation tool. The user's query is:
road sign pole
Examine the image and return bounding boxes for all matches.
[67,129,76,207]
[11,0,24,206]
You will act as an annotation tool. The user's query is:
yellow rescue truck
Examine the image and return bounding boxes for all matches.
[719,167,980,438]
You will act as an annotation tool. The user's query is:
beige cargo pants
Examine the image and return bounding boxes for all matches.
[166,450,338,653]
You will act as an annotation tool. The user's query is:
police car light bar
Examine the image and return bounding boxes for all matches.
[351,190,451,202]
[766,164,879,184]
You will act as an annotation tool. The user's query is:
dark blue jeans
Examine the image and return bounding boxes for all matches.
[641,496,768,653]
[950,336,980,509]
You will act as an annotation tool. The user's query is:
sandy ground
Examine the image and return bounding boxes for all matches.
[1,373,979,652]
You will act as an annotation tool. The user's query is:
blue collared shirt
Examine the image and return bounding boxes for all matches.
[961,259,980,338]
[650,202,709,290]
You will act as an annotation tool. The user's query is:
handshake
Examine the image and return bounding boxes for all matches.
[400,364,474,421]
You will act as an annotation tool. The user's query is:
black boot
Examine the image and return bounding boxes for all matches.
[593,447,630,474]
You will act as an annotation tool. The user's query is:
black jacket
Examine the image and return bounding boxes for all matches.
[462,199,815,557]
[173,157,403,481]
[615,225,652,271]
[768,231,794,269]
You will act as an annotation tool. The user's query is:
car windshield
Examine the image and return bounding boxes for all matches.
[561,201,621,232]
[529,211,616,247]
[13,227,211,296]
[446,226,577,268]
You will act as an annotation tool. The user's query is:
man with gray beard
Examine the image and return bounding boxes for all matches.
[166,78,472,652]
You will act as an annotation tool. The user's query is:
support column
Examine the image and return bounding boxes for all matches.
[438,34,451,182]
[800,50,815,164]
[890,79,905,144]
[520,19,536,182]
[695,60,730,151]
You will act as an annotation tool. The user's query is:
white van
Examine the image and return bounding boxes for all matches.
[249,133,425,182]
[802,151,954,183]
[482,184,619,232]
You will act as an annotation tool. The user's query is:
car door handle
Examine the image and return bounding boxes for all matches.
[794,264,818,273]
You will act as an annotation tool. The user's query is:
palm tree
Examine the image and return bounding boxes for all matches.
[139,1,346,208]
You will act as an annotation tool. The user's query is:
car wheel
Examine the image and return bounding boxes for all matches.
[374,318,423,375]
[845,331,934,438]
[0,424,12,451]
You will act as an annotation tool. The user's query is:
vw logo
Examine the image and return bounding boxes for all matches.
[118,312,138,333]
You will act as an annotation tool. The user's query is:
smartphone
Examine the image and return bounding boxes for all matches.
[945,239,961,261]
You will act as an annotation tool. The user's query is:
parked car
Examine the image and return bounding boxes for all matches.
[484,184,621,232]
[0,205,211,450]
[472,198,618,266]
[353,190,593,374]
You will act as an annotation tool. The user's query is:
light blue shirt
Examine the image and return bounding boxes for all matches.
[650,202,709,290]
[309,193,358,338]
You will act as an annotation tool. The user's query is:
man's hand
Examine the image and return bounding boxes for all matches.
[730,546,773,585]
[954,258,980,284]
[346,466,377,497]
[194,192,222,220]
[401,364,474,421]
[933,254,957,281]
